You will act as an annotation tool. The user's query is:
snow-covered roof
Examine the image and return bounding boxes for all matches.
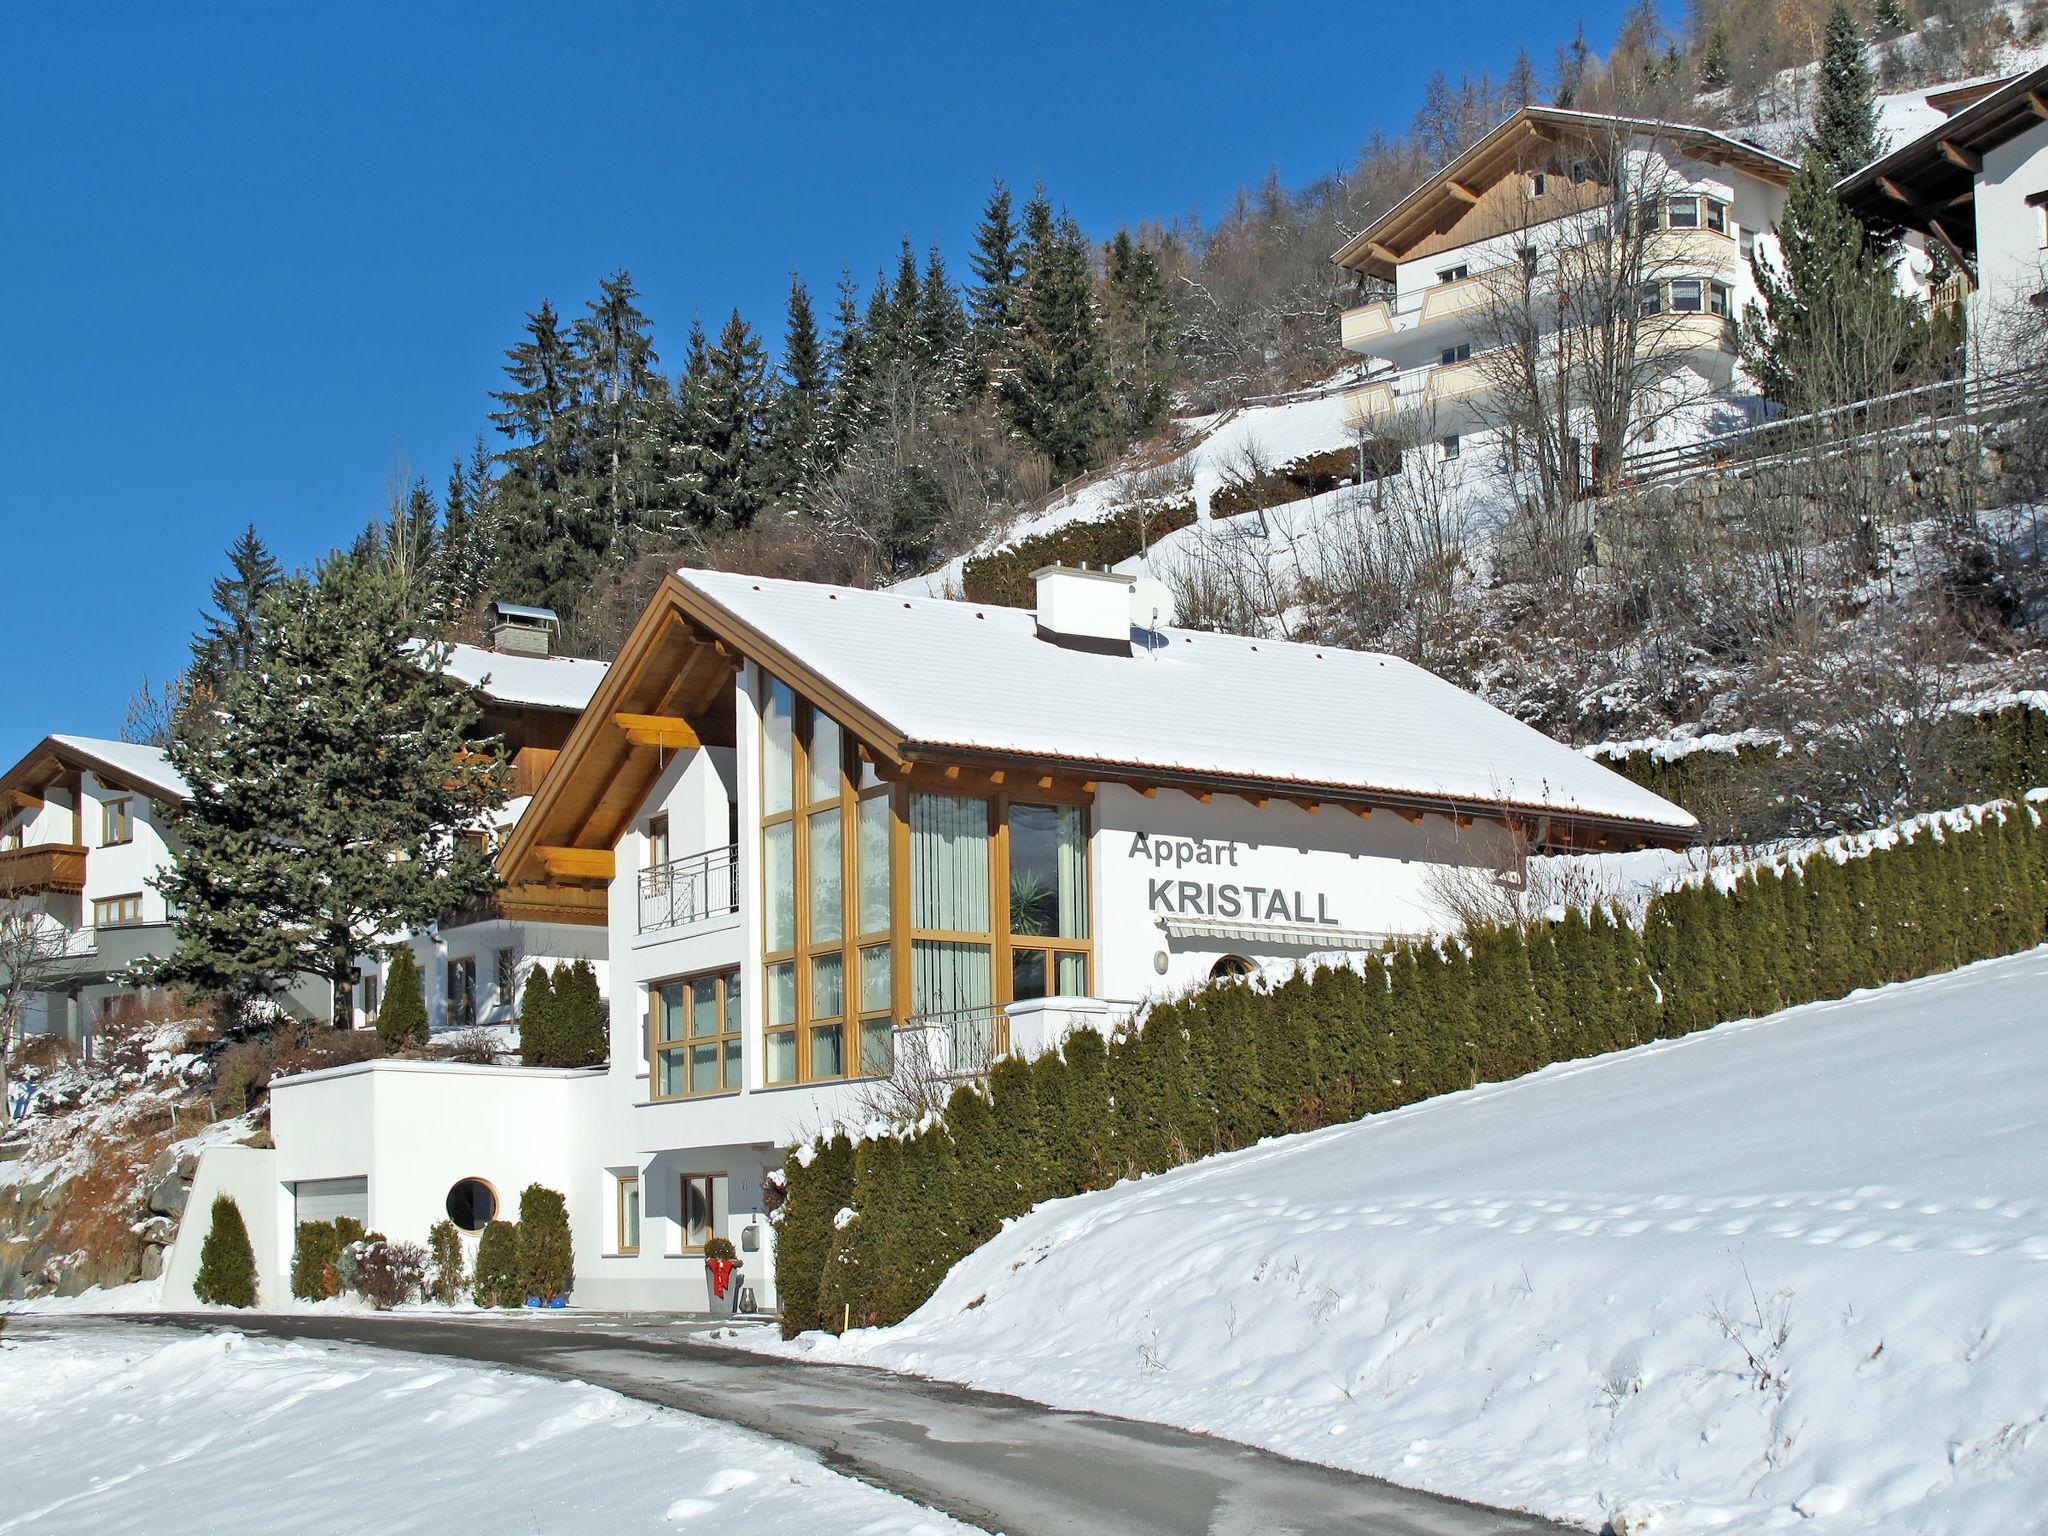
[438,643,609,713]
[37,735,189,802]
[679,570,1696,837]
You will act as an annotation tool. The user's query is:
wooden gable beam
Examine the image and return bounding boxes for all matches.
[1367,240,1401,265]
[1938,138,1982,174]
[536,846,615,880]
[612,712,701,750]
[1236,791,1268,810]
[1446,179,1480,205]
[2028,89,2048,120]
[1877,174,1916,204]
[7,787,42,812]
[1344,803,1374,820]
[1927,217,1977,284]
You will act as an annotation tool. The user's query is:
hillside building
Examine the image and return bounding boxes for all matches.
[172,567,1694,1311]
[1838,63,2048,370]
[1333,107,1794,483]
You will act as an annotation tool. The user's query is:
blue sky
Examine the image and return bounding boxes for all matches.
[0,1,1630,768]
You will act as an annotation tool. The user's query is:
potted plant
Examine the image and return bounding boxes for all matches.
[702,1235,741,1316]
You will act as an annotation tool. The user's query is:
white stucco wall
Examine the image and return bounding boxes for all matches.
[1970,115,2048,367]
[160,1144,288,1308]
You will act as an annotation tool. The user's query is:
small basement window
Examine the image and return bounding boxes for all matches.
[1210,955,1256,980]
[445,1177,497,1232]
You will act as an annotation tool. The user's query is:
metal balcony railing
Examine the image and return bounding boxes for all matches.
[897,1004,1011,1079]
[637,844,739,934]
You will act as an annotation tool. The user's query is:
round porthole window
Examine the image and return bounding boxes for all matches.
[445,1178,497,1232]
[1210,954,1256,980]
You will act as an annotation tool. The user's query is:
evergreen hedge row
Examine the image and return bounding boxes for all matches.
[960,499,1196,608]
[1207,446,1364,520]
[1597,704,2048,815]
[776,802,2048,1338]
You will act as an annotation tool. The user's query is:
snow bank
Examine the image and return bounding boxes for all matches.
[0,1326,966,1534]
[750,949,2048,1535]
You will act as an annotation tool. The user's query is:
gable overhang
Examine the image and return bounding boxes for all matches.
[1838,63,2048,264]
[0,736,186,812]
[1333,106,1797,281]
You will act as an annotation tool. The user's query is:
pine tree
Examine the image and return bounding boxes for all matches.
[376,946,429,1051]
[1698,23,1733,88]
[1812,3,1883,182]
[572,269,667,546]
[916,244,969,401]
[1871,0,1911,36]
[487,300,598,614]
[1506,48,1542,106]
[518,963,558,1066]
[966,178,1024,388]
[153,555,510,1018]
[1102,229,1182,443]
[1738,152,1932,410]
[187,525,282,710]
[194,1193,258,1307]
[515,1184,573,1304]
[678,309,770,532]
[762,273,827,504]
[1001,199,1107,479]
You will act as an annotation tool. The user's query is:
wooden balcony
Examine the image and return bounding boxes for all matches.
[0,843,88,896]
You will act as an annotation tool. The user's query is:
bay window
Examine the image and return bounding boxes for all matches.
[651,969,741,1098]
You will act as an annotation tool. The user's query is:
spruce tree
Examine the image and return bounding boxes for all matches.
[967,177,1024,381]
[1102,229,1182,443]
[1001,199,1108,478]
[763,273,827,504]
[1812,3,1883,182]
[916,244,970,402]
[194,1194,258,1307]
[154,555,510,1018]
[187,525,282,710]
[680,309,770,531]
[487,300,594,614]
[571,269,667,546]
[518,963,557,1066]
[427,1218,465,1304]
[375,946,429,1051]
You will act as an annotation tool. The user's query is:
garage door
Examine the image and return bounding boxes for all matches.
[293,1176,368,1227]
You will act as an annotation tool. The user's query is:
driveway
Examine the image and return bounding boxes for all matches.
[17,1312,1573,1536]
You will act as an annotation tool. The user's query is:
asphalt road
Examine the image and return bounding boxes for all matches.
[19,1312,1573,1536]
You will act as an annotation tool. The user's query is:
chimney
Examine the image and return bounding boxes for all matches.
[1031,566,1136,655]
[488,601,559,658]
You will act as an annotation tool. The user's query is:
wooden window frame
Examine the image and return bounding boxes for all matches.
[615,1173,641,1256]
[678,1171,723,1255]
[646,813,669,868]
[101,797,133,847]
[649,966,742,1100]
[92,893,142,929]
[495,946,517,1007]
[1709,280,1733,318]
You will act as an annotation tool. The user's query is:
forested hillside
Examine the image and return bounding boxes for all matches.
[132,0,2035,668]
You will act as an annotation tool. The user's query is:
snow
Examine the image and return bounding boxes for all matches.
[749,948,2048,1535]
[0,1326,968,1534]
[43,734,188,801]
[682,568,1697,833]
[437,642,609,713]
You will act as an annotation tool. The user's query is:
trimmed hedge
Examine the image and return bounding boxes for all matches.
[474,1219,521,1307]
[1599,704,2048,817]
[778,801,2048,1337]
[1208,446,1370,520]
[961,499,1196,608]
[194,1194,258,1308]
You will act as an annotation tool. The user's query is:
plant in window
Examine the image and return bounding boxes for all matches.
[1009,869,1057,937]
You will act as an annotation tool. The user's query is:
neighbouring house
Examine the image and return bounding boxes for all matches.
[170,566,1694,1312]
[0,735,328,1054]
[1838,63,2048,370]
[1333,106,1794,480]
[351,602,612,1037]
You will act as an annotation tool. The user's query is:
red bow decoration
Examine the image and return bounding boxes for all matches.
[708,1258,735,1299]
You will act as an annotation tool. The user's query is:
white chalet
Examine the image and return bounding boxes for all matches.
[169,567,1694,1312]
[1333,106,1794,477]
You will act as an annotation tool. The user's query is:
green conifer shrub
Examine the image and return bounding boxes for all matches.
[548,960,608,1067]
[515,1184,573,1303]
[376,947,429,1052]
[194,1194,258,1308]
[518,964,558,1066]
[426,1218,465,1304]
[290,1220,343,1301]
[773,1133,855,1338]
[473,1220,521,1308]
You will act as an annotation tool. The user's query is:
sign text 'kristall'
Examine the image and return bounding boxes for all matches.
[1129,833,1341,926]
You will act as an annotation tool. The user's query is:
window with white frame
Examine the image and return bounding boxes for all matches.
[1669,277,1705,313]
[1436,263,1470,284]
[1667,194,1701,229]
[1441,434,1462,460]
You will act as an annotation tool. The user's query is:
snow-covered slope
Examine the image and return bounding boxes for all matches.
[759,948,2048,1535]
[0,1327,966,1534]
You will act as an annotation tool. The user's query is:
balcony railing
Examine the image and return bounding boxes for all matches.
[0,843,88,897]
[637,844,739,935]
[897,1004,1011,1080]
